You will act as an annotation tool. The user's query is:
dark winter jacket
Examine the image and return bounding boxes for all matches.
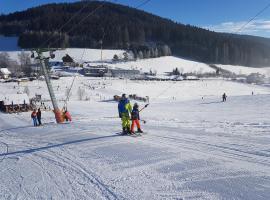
[31,111,37,118]
[131,107,140,120]
[37,111,41,119]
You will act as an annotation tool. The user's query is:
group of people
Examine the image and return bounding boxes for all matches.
[31,108,42,126]
[31,108,72,126]
[118,94,143,135]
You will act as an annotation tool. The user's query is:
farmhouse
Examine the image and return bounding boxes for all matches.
[83,65,109,77]
[0,68,11,79]
[110,68,140,78]
[0,93,31,113]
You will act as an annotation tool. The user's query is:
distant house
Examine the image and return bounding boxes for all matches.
[62,54,75,66]
[110,68,140,78]
[0,68,11,79]
[185,75,199,80]
[83,65,109,77]
[0,93,31,113]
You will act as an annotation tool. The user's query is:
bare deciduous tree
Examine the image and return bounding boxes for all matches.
[77,87,85,101]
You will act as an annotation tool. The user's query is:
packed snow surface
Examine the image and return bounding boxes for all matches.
[1,77,270,199]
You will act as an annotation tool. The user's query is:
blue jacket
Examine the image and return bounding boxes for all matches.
[118,98,132,116]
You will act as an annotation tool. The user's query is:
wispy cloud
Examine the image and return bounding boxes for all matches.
[205,19,270,37]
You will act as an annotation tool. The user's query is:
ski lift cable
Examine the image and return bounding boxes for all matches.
[32,1,111,111]
[63,0,153,107]
[135,0,152,9]
[39,1,92,49]
[233,2,270,34]
[47,0,109,48]
[63,0,119,108]
[145,1,270,105]
[35,0,114,109]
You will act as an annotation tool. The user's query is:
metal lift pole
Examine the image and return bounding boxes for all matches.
[39,52,64,123]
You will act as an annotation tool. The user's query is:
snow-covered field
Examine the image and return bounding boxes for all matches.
[216,64,270,77]
[3,48,270,76]
[101,56,215,75]
[1,76,270,199]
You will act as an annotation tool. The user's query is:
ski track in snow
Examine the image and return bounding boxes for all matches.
[1,78,270,199]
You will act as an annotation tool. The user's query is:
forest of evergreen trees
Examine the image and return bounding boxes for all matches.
[1,1,270,66]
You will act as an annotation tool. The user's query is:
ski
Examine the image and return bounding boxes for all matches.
[115,132,142,137]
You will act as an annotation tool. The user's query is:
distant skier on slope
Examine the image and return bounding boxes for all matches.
[118,94,132,134]
[222,93,227,102]
[130,103,143,134]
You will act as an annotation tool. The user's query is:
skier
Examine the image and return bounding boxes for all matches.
[118,94,132,134]
[131,103,143,134]
[37,108,42,126]
[64,110,72,122]
[31,109,38,127]
[222,93,227,102]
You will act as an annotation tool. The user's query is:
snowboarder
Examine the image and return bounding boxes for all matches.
[31,109,38,127]
[222,93,227,102]
[131,103,143,134]
[37,108,42,126]
[118,94,132,134]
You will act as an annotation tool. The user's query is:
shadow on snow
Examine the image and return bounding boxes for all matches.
[0,134,120,157]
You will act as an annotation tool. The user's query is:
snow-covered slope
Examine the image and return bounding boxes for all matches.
[1,77,270,199]
[216,64,270,77]
[107,56,215,74]
[3,77,269,103]
[3,48,125,63]
[4,48,270,77]
[3,48,215,75]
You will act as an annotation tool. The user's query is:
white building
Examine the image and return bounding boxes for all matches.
[0,68,11,79]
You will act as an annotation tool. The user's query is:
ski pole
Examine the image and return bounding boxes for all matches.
[129,119,146,124]
[140,119,146,124]
[139,104,149,112]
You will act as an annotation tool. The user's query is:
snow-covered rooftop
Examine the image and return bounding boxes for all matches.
[0,68,11,75]
[0,93,30,105]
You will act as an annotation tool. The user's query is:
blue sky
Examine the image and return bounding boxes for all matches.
[1,0,270,37]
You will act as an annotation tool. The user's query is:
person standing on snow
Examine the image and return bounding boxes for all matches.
[31,109,38,127]
[131,103,143,134]
[37,108,42,126]
[222,93,227,102]
[64,110,72,122]
[118,94,132,134]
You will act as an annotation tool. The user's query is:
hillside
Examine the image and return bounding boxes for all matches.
[1,1,270,67]
[1,76,270,199]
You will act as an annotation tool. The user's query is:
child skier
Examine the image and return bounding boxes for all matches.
[131,103,143,134]
[31,109,38,127]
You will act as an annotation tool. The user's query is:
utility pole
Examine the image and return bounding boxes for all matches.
[36,50,64,123]
[100,28,105,67]
[100,39,103,67]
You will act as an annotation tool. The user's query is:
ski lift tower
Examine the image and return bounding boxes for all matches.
[33,49,64,123]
